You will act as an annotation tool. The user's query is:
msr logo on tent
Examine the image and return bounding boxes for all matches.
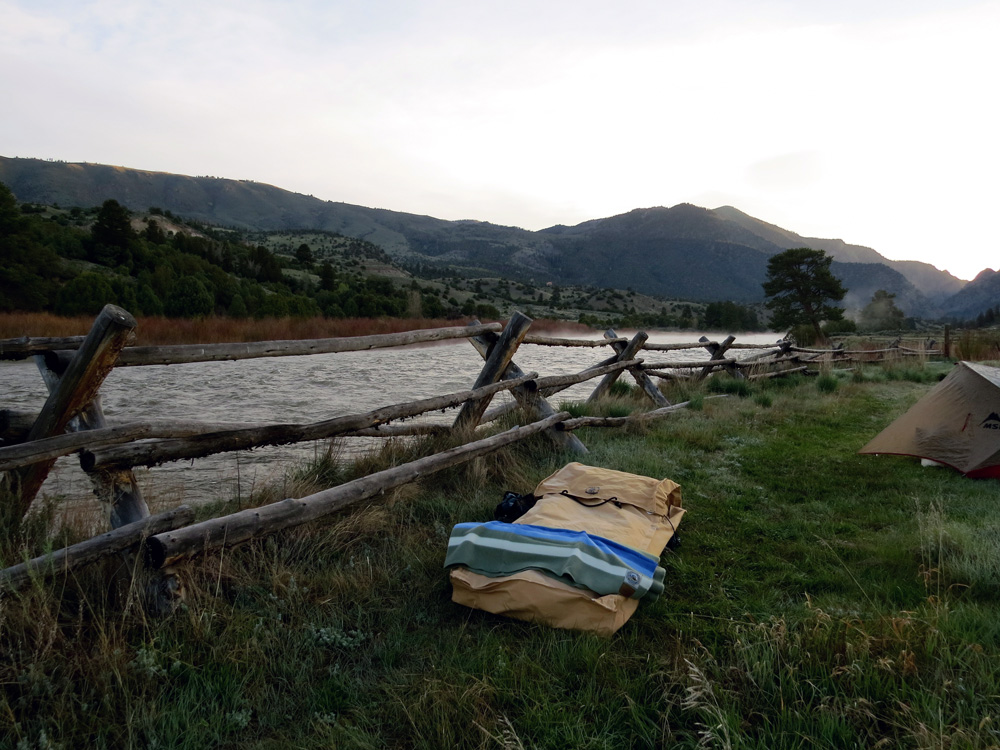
[982,412,1000,430]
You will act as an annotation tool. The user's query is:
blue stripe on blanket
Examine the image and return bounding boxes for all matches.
[445,521,666,601]
[462,522,660,576]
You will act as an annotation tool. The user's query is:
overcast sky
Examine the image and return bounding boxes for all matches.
[2,0,998,280]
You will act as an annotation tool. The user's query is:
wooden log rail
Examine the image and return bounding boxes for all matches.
[0,336,90,360]
[745,365,809,380]
[557,395,729,430]
[639,358,738,370]
[522,334,626,347]
[738,342,793,363]
[787,344,928,356]
[640,340,779,351]
[0,418,446,472]
[558,401,692,430]
[0,323,504,365]
[0,505,194,592]
[82,371,540,472]
[144,411,570,568]
[532,359,641,392]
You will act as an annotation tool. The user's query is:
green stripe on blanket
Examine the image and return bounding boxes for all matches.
[445,522,665,601]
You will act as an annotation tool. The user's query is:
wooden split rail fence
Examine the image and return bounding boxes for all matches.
[0,307,939,591]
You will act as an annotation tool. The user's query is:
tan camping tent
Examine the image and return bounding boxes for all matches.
[859,361,1000,478]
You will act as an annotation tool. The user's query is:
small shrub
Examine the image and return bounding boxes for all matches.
[754,393,773,408]
[707,377,752,398]
[557,401,590,418]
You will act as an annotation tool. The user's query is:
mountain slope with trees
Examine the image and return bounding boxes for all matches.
[0,184,417,320]
[4,183,751,330]
[936,268,1000,320]
[0,156,971,316]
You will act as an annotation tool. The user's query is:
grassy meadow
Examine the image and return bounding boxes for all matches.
[3,360,1000,749]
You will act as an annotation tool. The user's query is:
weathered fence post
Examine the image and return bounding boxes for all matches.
[888,337,901,362]
[594,329,669,407]
[944,325,951,359]
[34,351,150,528]
[12,305,137,519]
[453,312,533,431]
[587,331,649,403]
[696,335,742,381]
[466,320,587,454]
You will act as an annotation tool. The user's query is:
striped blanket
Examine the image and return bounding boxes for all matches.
[445,522,666,601]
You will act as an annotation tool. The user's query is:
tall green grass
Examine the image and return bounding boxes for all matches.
[3,365,1000,748]
[954,329,1000,361]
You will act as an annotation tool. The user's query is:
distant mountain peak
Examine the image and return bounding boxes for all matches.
[973,267,998,282]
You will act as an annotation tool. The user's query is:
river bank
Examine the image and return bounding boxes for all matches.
[3,362,999,748]
[0,312,605,346]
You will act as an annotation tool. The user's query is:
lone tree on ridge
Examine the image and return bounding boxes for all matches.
[762,247,846,342]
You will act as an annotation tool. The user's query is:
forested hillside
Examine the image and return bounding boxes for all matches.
[1,157,969,316]
[3,182,766,331]
[0,183,415,320]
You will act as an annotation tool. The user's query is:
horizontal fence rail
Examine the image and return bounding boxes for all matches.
[0,323,504,365]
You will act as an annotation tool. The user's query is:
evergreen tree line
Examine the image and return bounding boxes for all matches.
[0,183,413,319]
[972,304,1000,329]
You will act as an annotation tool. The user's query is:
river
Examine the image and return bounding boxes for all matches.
[2,330,781,512]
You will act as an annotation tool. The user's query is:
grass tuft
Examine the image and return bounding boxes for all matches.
[816,372,839,393]
[705,377,752,398]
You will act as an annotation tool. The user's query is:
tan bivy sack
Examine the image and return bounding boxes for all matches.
[449,462,683,636]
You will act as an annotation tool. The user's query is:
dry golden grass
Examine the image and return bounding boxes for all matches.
[1,313,596,346]
[130,315,473,345]
[0,312,96,339]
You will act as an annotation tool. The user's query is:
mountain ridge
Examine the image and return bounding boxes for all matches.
[0,156,971,317]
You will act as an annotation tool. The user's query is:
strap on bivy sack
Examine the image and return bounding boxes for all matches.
[446,462,684,636]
